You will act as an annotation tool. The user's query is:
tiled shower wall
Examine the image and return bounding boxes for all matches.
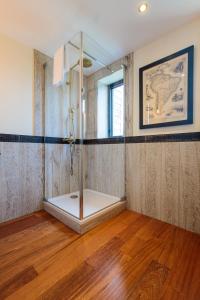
[45,144,83,198]
[85,144,125,198]
[34,50,82,201]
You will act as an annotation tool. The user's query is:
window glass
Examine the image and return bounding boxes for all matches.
[109,80,124,137]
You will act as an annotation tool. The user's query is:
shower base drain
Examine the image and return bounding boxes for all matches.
[70,194,78,199]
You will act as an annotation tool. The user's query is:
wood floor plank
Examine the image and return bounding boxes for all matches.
[6,211,131,299]
[167,232,200,296]
[1,210,200,300]
[158,227,190,270]
[0,230,75,270]
[86,236,124,268]
[93,241,165,299]
[41,237,127,300]
[0,213,48,239]
[118,213,151,241]
[135,218,171,241]
[35,210,132,275]
[0,266,38,299]
[161,287,186,300]
[0,219,70,256]
[40,262,95,300]
[127,260,169,299]
[0,230,79,287]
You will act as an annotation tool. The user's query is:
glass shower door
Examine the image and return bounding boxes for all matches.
[44,32,83,219]
[82,33,126,219]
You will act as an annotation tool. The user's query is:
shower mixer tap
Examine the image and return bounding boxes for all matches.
[63,136,75,143]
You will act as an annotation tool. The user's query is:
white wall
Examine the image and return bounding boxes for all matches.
[0,33,33,135]
[133,18,200,136]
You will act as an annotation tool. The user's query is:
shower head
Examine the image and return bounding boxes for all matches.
[69,58,93,71]
[66,57,93,85]
[82,57,93,68]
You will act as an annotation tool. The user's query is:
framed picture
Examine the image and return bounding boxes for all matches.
[139,45,194,129]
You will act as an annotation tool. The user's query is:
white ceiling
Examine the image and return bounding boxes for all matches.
[0,0,199,61]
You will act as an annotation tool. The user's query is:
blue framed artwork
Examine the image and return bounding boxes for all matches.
[139,45,194,129]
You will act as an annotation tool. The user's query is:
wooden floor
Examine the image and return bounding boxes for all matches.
[0,210,200,300]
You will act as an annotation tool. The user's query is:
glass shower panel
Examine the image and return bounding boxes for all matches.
[44,32,83,219]
[82,33,126,218]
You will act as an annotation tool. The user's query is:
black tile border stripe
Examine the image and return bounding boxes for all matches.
[84,137,125,145]
[0,134,44,143]
[44,137,67,144]
[125,132,200,143]
[0,132,200,144]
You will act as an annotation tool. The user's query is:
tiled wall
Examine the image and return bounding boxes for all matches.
[45,144,82,199]
[0,142,43,222]
[85,144,125,198]
[126,141,200,234]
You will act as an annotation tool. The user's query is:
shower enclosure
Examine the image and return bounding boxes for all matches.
[43,32,126,233]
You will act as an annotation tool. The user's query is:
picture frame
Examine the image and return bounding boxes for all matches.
[139,45,194,129]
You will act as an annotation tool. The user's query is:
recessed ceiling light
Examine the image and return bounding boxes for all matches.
[138,2,149,14]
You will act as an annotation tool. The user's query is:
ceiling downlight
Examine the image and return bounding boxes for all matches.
[138,2,150,14]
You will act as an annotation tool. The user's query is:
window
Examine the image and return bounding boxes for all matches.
[108,79,124,137]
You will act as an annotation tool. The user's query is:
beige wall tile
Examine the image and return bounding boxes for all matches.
[0,142,43,222]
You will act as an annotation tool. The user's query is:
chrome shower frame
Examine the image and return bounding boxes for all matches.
[79,32,84,220]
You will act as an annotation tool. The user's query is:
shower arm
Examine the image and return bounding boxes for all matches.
[69,61,79,71]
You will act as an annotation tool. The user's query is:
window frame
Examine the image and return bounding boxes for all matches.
[108,79,124,137]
